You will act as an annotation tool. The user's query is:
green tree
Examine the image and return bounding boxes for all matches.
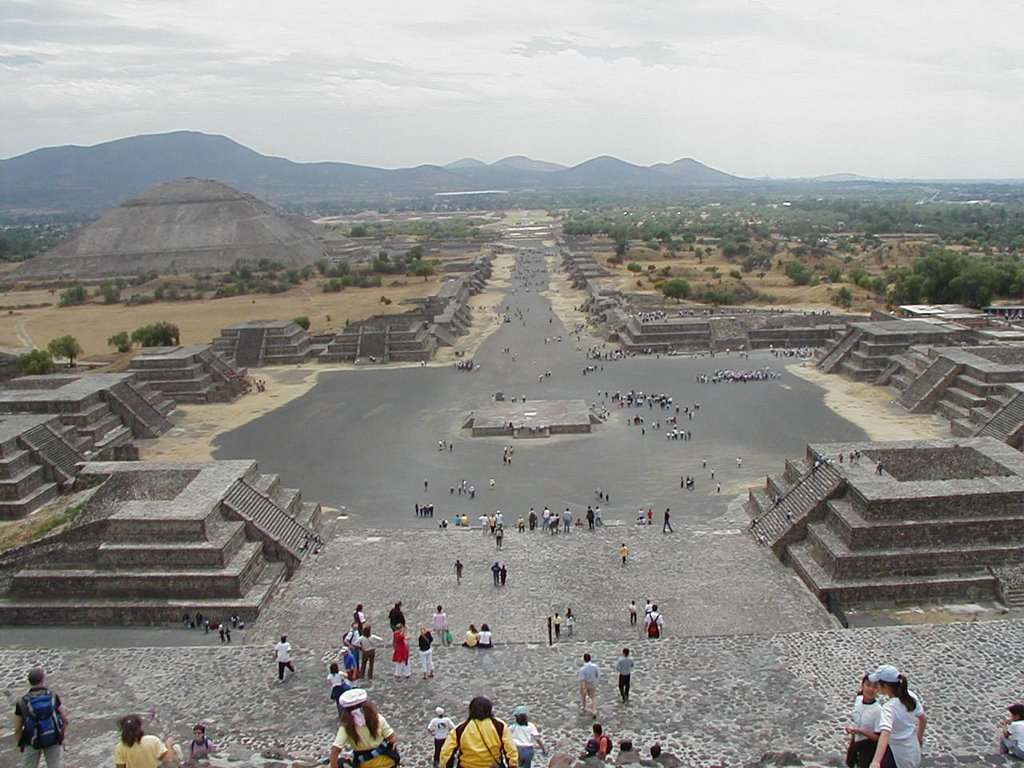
[96,279,122,304]
[47,335,83,365]
[350,224,368,237]
[107,331,132,353]
[833,286,854,309]
[409,261,435,280]
[292,316,311,330]
[131,321,180,347]
[18,349,55,376]
[661,279,691,302]
[58,284,87,307]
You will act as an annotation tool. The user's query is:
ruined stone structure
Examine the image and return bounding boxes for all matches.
[463,399,599,437]
[0,414,83,519]
[7,178,350,279]
[129,344,246,404]
[0,459,322,624]
[213,320,319,368]
[816,319,974,381]
[0,373,174,453]
[748,438,1024,619]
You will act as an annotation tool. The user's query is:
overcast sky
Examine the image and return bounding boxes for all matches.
[2,0,1023,178]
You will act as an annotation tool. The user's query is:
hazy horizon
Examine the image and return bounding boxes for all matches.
[2,1,1022,179]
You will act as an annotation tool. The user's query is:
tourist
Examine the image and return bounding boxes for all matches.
[662,508,673,533]
[628,600,638,626]
[845,674,881,768]
[356,625,384,680]
[114,714,179,768]
[509,705,546,768]
[188,724,217,761]
[439,696,518,768]
[14,667,68,768]
[427,707,456,768]
[620,543,629,566]
[646,742,683,767]
[353,604,367,632]
[477,623,494,648]
[392,623,412,679]
[330,689,400,768]
[418,627,435,679]
[274,634,295,681]
[578,652,600,718]
[500,563,508,586]
[432,605,450,646]
[645,606,663,638]
[491,561,501,586]
[327,661,349,704]
[496,526,504,549]
[388,602,405,631]
[616,648,634,704]
[455,559,463,585]
[1001,704,1024,759]
[589,723,613,758]
[553,612,562,639]
[867,665,926,768]
[462,624,480,647]
[566,608,575,637]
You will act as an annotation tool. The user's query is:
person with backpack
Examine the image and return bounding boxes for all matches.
[645,606,664,639]
[330,689,400,768]
[188,724,217,761]
[14,667,68,768]
[439,696,518,768]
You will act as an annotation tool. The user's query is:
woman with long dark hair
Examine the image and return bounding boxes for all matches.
[867,665,926,768]
[114,714,179,768]
[330,689,400,768]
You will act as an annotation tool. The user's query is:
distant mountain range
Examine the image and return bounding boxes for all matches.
[0,131,747,215]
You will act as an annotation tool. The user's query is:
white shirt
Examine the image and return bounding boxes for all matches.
[1008,720,1024,749]
[878,691,925,768]
[432,612,448,631]
[275,641,292,662]
[851,695,882,742]
[478,630,493,645]
[509,722,540,748]
[428,716,456,741]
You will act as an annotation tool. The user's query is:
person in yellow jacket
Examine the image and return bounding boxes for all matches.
[439,696,518,768]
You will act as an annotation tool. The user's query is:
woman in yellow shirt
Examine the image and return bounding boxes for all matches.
[330,689,400,768]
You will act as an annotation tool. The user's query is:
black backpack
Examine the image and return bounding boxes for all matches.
[445,718,508,768]
[20,690,63,750]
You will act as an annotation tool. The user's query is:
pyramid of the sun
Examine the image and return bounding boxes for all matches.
[8,178,340,279]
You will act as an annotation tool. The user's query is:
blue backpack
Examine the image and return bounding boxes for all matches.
[21,691,63,749]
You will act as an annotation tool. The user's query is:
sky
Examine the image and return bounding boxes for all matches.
[2,0,1023,179]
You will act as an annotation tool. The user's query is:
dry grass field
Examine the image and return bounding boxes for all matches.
[0,269,466,360]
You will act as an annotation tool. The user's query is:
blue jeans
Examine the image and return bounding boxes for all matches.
[517,746,536,768]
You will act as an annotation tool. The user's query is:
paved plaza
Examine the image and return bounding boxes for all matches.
[1,240,1021,767]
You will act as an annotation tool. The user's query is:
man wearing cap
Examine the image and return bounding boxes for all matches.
[440,696,518,768]
[427,707,456,768]
[332,689,400,768]
[1002,704,1024,759]
[867,665,926,768]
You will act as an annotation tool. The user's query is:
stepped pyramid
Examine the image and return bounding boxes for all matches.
[8,178,347,279]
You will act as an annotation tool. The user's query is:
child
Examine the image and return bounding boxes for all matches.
[845,674,881,768]
[1002,703,1024,759]
[327,661,349,703]
[189,723,216,761]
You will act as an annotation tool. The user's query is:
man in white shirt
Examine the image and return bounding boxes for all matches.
[274,635,295,681]
[427,706,456,767]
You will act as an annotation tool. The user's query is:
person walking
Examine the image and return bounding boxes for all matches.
[274,635,296,681]
[615,648,634,704]
[645,606,664,639]
[509,706,546,768]
[439,696,518,768]
[14,667,68,768]
[578,653,600,718]
[491,561,501,587]
[620,543,629,566]
[455,559,463,585]
[628,600,638,626]
[662,508,673,533]
[330,689,400,768]
[867,665,926,768]
[427,707,456,768]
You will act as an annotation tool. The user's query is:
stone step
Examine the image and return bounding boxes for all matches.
[825,499,1024,547]
[0,482,59,521]
[96,520,248,568]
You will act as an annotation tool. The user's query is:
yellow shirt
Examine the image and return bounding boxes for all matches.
[332,714,396,768]
[115,734,167,768]
[440,718,518,768]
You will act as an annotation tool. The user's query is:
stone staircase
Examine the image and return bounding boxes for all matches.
[748,461,845,548]
[976,389,1024,443]
[105,382,173,438]
[817,328,864,373]
[897,357,961,413]
[19,423,82,489]
[234,327,268,368]
[222,478,318,573]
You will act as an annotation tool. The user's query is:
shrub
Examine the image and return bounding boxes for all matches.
[58,284,87,307]
[292,316,310,330]
[18,349,55,375]
[108,331,132,353]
